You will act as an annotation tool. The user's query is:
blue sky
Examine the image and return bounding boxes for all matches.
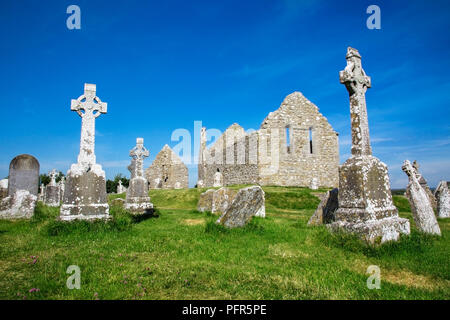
[0,0,449,188]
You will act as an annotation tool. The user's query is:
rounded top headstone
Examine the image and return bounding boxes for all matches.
[8,154,40,197]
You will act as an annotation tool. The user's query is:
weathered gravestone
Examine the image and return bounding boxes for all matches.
[44,169,60,207]
[197,189,215,212]
[329,48,410,244]
[213,171,223,187]
[411,160,437,210]
[0,155,39,219]
[212,187,237,214]
[125,138,153,214]
[0,179,8,200]
[308,188,338,226]
[402,160,441,235]
[217,186,265,228]
[434,181,450,218]
[8,154,39,196]
[60,83,110,221]
[116,180,127,194]
[39,183,45,202]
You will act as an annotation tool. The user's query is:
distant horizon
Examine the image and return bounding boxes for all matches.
[1,0,449,189]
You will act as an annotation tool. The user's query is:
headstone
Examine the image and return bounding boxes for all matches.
[0,155,39,219]
[59,176,65,203]
[217,186,265,228]
[434,181,450,218]
[60,83,110,221]
[0,179,8,200]
[213,171,223,187]
[402,160,441,234]
[174,182,181,189]
[197,189,215,212]
[411,160,437,210]
[197,180,204,188]
[329,48,410,244]
[308,188,338,226]
[44,169,60,207]
[310,177,319,190]
[125,138,153,214]
[153,178,162,189]
[117,180,127,194]
[8,154,39,196]
[39,183,45,202]
[212,187,237,214]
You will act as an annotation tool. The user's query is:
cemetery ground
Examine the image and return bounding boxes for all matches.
[0,186,448,300]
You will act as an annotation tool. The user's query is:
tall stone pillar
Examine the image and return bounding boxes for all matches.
[60,84,109,221]
[329,47,410,244]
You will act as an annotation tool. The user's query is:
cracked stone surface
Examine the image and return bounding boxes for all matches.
[60,84,109,221]
[197,189,215,212]
[411,160,437,210]
[216,186,265,228]
[403,160,441,234]
[0,179,8,200]
[0,190,37,219]
[329,47,410,244]
[434,180,450,218]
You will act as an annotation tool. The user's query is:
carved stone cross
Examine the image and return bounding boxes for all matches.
[71,83,107,169]
[340,47,372,156]
[49,169,58,186]
[128,138,149,179]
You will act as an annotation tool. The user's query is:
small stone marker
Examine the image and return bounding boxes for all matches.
[44,169,60,207]
[60,83,109,221]
[213,171,223,187]
[329,48,410,244]
[308,188,338,226]
[310,177,319,190]
[402,160,441,235]
[434,181,450,218]
[0,155,39,219]
[217,186,265,228]
[117,180,127,194]
[125,138,153,214]
[39,183,45,202]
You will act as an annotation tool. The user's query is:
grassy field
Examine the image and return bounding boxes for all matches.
[0,186,449,300]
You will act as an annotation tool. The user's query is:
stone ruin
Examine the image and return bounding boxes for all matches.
[0,179,8,200]
[60,83,110,221]
[116,180,127,194]
[125,138,153,214]
[0,154,39,219]
[403,160,441,235]
[216,186,265,228]
[145,144,188,189]
[44,169,60,207]
[198,91,340,189]
[434,181,450,218]
[328,47,410,244]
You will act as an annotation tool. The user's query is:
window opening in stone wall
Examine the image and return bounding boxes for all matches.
[286,126,291,153]
[309,127,313,154]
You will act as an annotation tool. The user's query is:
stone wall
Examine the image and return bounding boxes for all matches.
[145,144,189,189]
[199,92,339,188]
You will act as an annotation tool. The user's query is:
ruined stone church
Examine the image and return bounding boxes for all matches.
[198,92,339,188]
[145,144,189,189]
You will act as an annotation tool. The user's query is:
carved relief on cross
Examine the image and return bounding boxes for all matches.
[71,83,107,168]
[340,47,372,156]
[49,169,58,186]
[128,138,149,179]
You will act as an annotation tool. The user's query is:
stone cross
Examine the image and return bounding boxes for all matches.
[340,47,372,156]
[49,169,58,186]
[128,138,149,179]
[71,83,107,169]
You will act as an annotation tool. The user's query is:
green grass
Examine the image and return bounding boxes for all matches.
[0,186,449,300]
